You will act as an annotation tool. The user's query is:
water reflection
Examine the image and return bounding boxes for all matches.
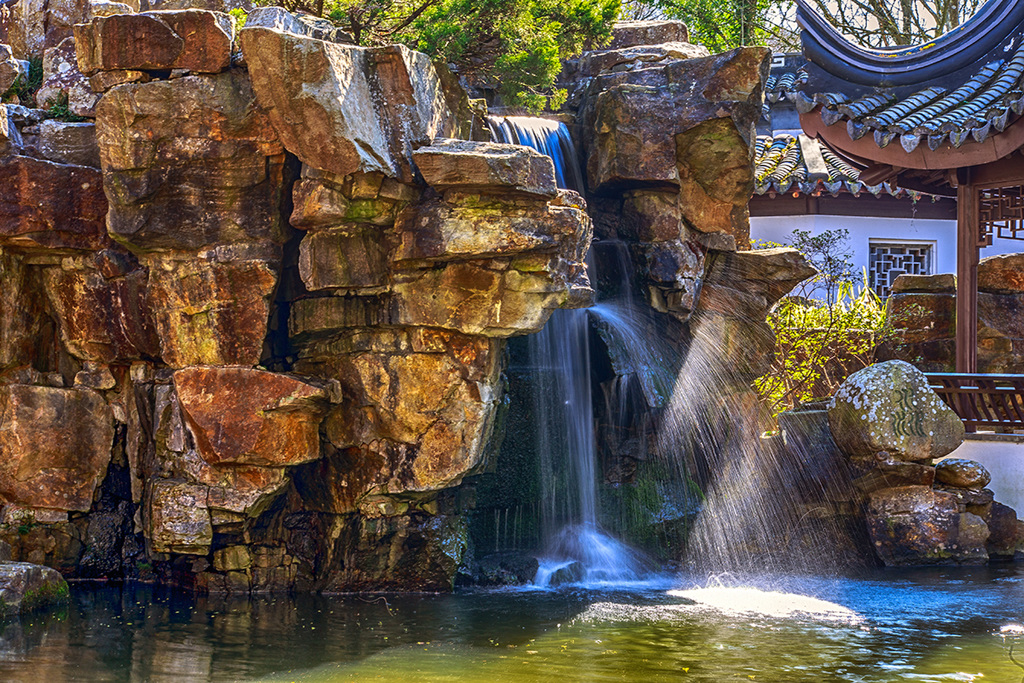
[0,566,1021,682]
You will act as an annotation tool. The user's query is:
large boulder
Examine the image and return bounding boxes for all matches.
[74,9,234,75]
[0,249,47,370]
[0,155,108,252]
[1,0,90,60]
[979,252,1024,294]
[865,486,989,566]
[35,120,100,168]
[94,70,288,253]
[579,46,768,240]
[239,18,456,182]
[42,254,160,362]
[609,20,691,49]
[173,366,329,467]
[145,479,212,554]
[0,385,114,512]
[0,562,69,615]
[828,360,965,462]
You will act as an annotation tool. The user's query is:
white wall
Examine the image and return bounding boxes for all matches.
[751,214,1024,283]
[943,436,1024,515]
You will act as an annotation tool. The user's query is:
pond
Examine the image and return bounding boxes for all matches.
[2,565,1023,682]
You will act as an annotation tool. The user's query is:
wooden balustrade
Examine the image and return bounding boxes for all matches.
[926,373,1024,433]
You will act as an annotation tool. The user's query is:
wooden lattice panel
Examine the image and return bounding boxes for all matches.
[979,185,1024,246]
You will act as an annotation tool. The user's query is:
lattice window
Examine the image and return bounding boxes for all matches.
[979,186,1024,246]
[869,242,933,298]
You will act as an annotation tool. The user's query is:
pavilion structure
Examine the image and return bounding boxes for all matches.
[793,0,1024,373]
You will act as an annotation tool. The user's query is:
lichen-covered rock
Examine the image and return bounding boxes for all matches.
[95,70,287,253]
[145,479,212,554]
[935,458,991,490]
[239,19,456,181]
[579,42,710,78]
[35,120,100,167]
[0,155,108,252]
[74,9,234,75]
[865,486,989,566]
[174,366,328,467]
[828,360,965,462]
[35,37,96,117]
[412,139,557,197]
[0,385,114,512]
[0,561,69,615]
[0,43,18,93]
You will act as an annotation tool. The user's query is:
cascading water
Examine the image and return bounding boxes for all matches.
[489,116,645,585]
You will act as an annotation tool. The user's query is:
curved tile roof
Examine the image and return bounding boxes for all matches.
[754,132,923,198]
[794,44,1024,152]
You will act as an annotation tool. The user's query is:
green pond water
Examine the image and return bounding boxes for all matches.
[2,566,1024,682]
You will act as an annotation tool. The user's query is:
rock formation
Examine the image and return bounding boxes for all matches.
[0,6,820,591]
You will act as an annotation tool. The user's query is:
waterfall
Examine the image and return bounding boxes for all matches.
[489,116,645,585]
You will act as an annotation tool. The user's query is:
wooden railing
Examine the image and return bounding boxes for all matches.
[926,373,1024,433]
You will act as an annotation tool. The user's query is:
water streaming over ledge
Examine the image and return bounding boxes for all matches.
[489,115,644,586]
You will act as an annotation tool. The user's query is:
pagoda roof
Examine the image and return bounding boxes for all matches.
[794,0,1024,171]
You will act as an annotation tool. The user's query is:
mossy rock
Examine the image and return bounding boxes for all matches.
[0,561,70,617]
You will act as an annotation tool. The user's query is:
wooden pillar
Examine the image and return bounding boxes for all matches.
[956,174,979,375]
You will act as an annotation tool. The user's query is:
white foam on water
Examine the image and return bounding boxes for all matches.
[668,586,863,624]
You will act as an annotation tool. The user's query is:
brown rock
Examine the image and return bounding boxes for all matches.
[979,253,1024,293]
[885,291,955,344]
[174,366,328,467]
[2,0,90,61]
[394,193,586,263]
[983,501,1023,557]
[705,247,817,306]
[35,37,96,117]
[146,257,278,367]
[213,545,251,571]
[297,227,390,291]
[0,250,46,370]
[0,385,114,512]
[849,452,936,494]
[935,458,991,489]
[891,273,956,294]
[866,486,988,566]
[95,70,287,252]
[239,21,456,181]
[88,68,148,93]
[42,261,160,362]
[145,479,212,554]
[579,42,710,78]
[74,9,233,75]
[580,46,768,239]
[0,154,108,252]
[609,20,690,49]
[413,139,557,197]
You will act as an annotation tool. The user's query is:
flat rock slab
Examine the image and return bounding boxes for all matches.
[0,562,69,616]
[413,139,556,197]
[828,360,965,461]
[75,9,234,75]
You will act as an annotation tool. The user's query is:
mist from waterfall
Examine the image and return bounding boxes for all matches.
[490,116,646,585]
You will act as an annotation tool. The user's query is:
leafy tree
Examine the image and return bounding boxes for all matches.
[256,0,620,110]
[803,0,985,48]
[649,0,797,52]
[754,228,888,417]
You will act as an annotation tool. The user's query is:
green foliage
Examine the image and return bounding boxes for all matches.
[229,7,248,29]
[43,92,87,123]
[2,57,43,106]
[755,228,888,418]
[263,0,619,110]
[755,281,888,416]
